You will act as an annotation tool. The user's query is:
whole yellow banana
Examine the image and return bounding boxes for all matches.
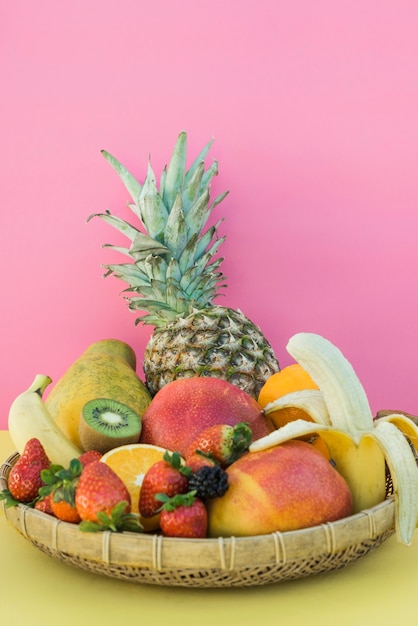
[8,374,82,466]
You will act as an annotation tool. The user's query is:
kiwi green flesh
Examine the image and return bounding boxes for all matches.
[79,398,142,453]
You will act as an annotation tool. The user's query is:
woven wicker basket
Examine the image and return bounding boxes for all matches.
[0,451,397,588]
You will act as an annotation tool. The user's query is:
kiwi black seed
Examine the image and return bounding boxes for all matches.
[79,398,142,453]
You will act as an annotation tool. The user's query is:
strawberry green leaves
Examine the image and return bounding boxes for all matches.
[79,501,143,533]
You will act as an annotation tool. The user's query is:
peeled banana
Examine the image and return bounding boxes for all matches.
[251,332,418,545]
[8,374,82,466]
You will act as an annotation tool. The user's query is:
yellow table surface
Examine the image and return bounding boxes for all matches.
[1,430,417,626]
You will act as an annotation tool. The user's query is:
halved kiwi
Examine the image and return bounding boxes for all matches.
[79,398,142,453]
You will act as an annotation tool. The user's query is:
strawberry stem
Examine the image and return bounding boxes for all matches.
[155,490,198,511]
[79,501,143,533]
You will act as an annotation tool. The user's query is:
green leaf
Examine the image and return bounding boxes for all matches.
[182,160,205,212]
[101,150,142,205]
[96,511,115,529]
[39,459,81,504]
[138,176,169,241]
[165,279,184,312]
[163,451,191,477]
[79,520,103,533]
[101,244,132,259]
[128,297,174,312]
[130,232,169,260]
[148,278,168,303]
[185,137,214,184]
[155,490,198,511]
[159,165,167,198]
[200,159,218,190]
[143,254,167,282]
[0,488,21,508]
[210,190,229,211]
[87,211,140,242]
[164,193,187,256]
[179,249,223,296]
[163,132,187,209]
[38,484,55,498]
[165,258,182,284]
[40,465,64,486]
[185,189,211,239]
[79,501,143,533]
[122,516,144,533]
[103,263,151,288]
[178,233,198,274]
[194,220,225,261]
[134,313,168,326]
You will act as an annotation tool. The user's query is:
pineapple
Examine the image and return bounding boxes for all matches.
[88,132,280,398]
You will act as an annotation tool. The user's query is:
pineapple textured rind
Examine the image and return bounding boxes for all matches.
[144,306,279,398]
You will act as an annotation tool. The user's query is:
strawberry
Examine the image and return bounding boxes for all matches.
[185,452,218,473]
[38,457,83,523]
[34,494,54,515]
[139,451,191,518]
[50,496,81,523]
[78,450,102,466]
[75,461,141,533]
[185,422,252,467]
[7,438,51,503]
[157,491,208,538]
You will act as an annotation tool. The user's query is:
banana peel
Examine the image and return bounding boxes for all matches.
[251,333,418,545]
[263,389,331,426]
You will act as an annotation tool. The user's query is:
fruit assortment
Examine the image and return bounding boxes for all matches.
[2,332,418,545]
[1,132,418,553]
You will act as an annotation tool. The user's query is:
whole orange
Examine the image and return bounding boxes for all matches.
[258,363,318,428]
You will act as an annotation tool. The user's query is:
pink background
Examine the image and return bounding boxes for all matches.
[1,1,418,428]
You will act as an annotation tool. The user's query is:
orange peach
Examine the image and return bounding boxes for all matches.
[207,440,353,537]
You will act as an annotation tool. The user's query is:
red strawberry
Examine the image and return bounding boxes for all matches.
[139,451,191,518]
[50,495,81,523]
[8,438,51,502]
[38,457,83,521]
[157,491,208,538]
[186,452,217,473]
[75,461,132,526]
[34,494,54,515]
[78,450,102,466]
[185,422,252,467]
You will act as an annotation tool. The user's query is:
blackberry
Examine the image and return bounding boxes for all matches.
[188,465,229,499]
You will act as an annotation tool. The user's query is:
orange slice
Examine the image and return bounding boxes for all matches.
[100,443,170,531]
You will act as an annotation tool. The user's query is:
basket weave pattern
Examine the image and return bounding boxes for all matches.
[1,451,395,587]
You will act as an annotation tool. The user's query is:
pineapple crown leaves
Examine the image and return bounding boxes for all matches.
[78,501,143,534]
[87,131,229,326]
